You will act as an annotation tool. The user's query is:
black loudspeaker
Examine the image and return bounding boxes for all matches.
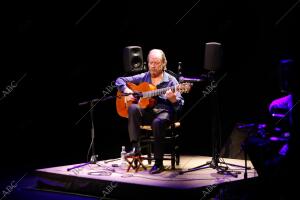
[123,46,144,73]
[204,42,222,71]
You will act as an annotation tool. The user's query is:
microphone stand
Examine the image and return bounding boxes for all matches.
[68,93,138,172]
[68,97,116,172]
[88,100,97,164]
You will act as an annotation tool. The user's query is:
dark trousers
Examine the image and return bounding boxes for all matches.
[128,104,171,161]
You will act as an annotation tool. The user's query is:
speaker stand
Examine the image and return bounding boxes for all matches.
[179,73,250,177]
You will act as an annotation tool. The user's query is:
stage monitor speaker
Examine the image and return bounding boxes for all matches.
[123,46,144,73]
[222,123,287,176]
[204,42,222,71]
[220,123,250,160]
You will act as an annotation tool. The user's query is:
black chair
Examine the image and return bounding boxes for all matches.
[139,121,181,170]
[138,69,183,170]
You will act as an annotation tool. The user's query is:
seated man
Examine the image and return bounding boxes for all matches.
[115,49,184,174]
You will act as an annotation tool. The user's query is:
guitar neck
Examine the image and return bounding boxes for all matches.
[142,85,176,98]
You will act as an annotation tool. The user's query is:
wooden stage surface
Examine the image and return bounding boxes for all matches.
[33,155,258,199]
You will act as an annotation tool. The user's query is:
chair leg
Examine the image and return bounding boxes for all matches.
[176,146,180,165]
[171,129,177,169]
[171,152,175,170]
[147,153,152,165]
[176,154,180,166]
[147,143,152,165]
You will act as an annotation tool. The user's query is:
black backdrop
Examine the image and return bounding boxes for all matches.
[1,0,299,172]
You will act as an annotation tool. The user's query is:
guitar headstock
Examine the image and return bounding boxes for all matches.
[177,82,192,93]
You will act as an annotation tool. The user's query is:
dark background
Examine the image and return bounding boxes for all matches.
[1,0,299,173]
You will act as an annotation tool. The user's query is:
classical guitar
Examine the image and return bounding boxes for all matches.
[116,82,192,118]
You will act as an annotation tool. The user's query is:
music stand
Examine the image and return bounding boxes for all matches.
[179,42,250,177]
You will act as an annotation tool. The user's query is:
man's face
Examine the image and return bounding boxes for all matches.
[148,53,164,78]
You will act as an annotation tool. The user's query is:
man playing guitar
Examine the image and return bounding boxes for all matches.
[115,49,185,174]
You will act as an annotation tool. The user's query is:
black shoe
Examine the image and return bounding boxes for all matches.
[149,164,164,174]
[126,147,141,156]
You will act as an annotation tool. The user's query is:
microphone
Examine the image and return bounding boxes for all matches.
[179,76,205,83]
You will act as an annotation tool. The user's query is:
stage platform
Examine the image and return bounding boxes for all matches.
[33,155,258,199]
